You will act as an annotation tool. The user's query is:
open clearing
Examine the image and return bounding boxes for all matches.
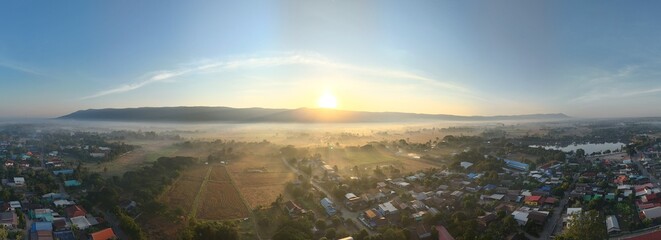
[197,181,250,220]
[85,139,179,177]
[160,178,203,213]
[320,147,441,175]
[160,165,252,221]
[228,155,295,208]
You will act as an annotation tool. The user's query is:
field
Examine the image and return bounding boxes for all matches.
[197,181,250,220]
[159,164,251,221]
[319,146,441,175]
[160,179,203,212]
[84,139,179,177]
[209,165,232,182]
[228,155,295,208]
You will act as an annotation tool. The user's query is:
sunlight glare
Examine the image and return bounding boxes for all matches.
[317,91,338,109]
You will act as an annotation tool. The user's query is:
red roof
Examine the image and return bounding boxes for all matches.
[525,196,543,202]
[544,197,558,204]
[90,228,116,240]
[65,205,87,218]
[435,225,455,240]
[625,229,661,240]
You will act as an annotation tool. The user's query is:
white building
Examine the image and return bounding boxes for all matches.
[606,215,620,234]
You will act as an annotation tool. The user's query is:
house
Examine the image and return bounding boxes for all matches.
[434,225,455,240]
[362,209,388,229]
[70,216,91,230]
[52,169,74,175]
[30,222,53,240]
[64,180,81,187]
[524,196,543,206]
[641,206,661,220]
[377,202,399,216]
[53,199,75,207]
[477,213,497,227]
[284,200,306,216]
[13,177,25,186]
[8,201,21,211]
[482,194,505,201]
[42,193,65,200]
[90,228,117,240]
[30,230,53,240]
[52,218,69,231]
[512,211,529,226]
[322,165,335,173]
[483,184,497,192]
[544,197,558,205]
[0,212,17,228]
[53,230,75,240]
[504,159,530,171]
[565,208,582,224]
[65,205,87,218]
[120,200,137,211]
[606,215,620,234]
[460,162,473,169]
[345,193,366,210]
[415,223,432,239]
[528,211,549,225]
[30,209,54,222]
[320,198,337,216]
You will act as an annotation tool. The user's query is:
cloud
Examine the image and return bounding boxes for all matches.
[82,52,469,99]
[0,60,43,76]
[569,65,646,102]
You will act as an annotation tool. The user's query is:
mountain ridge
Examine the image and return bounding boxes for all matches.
[58,106,571,123]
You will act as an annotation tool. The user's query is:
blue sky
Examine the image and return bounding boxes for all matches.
[2,1,661,118]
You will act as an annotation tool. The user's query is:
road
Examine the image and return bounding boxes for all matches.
[632,153,661,185]
[534,173,579,240]
[281,158,372,233]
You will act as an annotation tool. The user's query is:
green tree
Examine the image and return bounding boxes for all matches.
[184,221,239,240]
[315,219,327,231]
[381,228,407,240]
[556,210,607,240]
[353,229,369,240]
[273,219,313,240]
[325,228,336,239]
[0,227,7,240]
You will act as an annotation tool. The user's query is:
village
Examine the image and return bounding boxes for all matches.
[1,123,661,240]
[0,129,136,240]
[279,134,661,240]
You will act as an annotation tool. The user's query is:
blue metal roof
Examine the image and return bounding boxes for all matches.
[504,159,530,170]
[484,184,497,190]
[53,169,74,175]
[31,222,53,232]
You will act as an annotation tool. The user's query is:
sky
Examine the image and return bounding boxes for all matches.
[2,1,661,118]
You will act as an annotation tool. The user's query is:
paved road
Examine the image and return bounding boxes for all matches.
[632,153,661,185]
[281,158,371,233]
[533,173,579,240]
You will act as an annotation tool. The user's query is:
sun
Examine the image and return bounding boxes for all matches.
[317,91,338,109]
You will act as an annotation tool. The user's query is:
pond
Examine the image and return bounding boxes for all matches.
[530,142,626,154]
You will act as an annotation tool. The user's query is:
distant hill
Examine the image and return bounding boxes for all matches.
[58,106,570,123]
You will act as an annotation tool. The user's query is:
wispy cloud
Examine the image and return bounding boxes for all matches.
[82,52,468,99]
[569,65,659,103]
[0,60,43,76]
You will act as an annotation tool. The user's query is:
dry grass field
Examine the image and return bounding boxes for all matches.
[197,181,250,220]
[319,147,442,175]
[227,155,295,208]
[209,165,232,182]
[160,179,203,212]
